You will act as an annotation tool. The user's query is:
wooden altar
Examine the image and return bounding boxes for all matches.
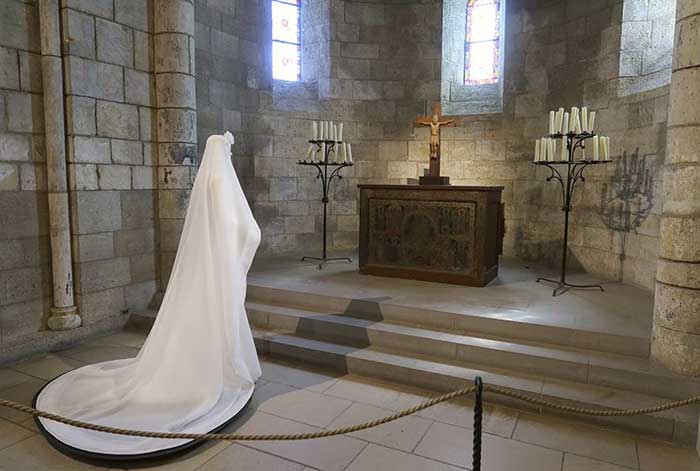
[358,184,505,286]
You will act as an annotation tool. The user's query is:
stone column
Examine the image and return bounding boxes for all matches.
[39,0,81,331]
[154,0,197,289]
[651,0,700,375]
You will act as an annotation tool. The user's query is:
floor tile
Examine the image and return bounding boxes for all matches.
[345,443,463,471]
[90,331,147,349]
[11,354,85,381]
[418,397,518,438]
[513,413,638,468]
[57,345,139,364]
[0,419,34,451]
[481,431,564,471]
[193,443,304,470]
[260,359,339,393]
[412,421,477,468]
[124,442,230,471]
[415,421,562,470]
[0,435,105,470]
[322,376,424,411]
[231,410,367,471]
[563,453,632,471]
[326,402,432,452]
[256,383,351,427]
[0,369,34,391]
[637,438,700,471]
[0,378,46,424]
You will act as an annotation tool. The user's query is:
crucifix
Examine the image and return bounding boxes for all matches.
[415,102,455,185]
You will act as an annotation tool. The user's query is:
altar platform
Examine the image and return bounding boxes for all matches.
[249,255,652,341]
[245,254,700,445]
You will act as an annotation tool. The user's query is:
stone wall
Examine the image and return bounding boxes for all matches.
[63,0,159,326]
[517,0,669,290]
[0,0,159,358]
[0,1,50,343]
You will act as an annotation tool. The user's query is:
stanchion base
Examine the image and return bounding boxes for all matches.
[32,377,252,466]
[536,277,605,297]
[300,255,353,270]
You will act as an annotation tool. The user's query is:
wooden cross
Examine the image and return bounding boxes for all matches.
[414,102,455,185]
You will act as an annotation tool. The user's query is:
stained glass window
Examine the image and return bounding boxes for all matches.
[272,0,301,81]
[465,0,500,85]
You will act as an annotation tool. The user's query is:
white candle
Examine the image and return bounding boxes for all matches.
[338,123,344,142]
[561,136,566,161]
[588,111,596,133]
[581,107,588,132]
[570,107,578,134]
[535,139,540,162]
[541,137,548,161]
[593,136,599,161]
[547,138,554,161]
[329,121,334,140]
[312,121,318,140]
[558,108,565,133]
[575,113,582,134]
[347,143,353,163]
[555,110,563,134]
[333,124,338,142]
[549,111,555,135]
[603,136,608,160]
[562,112,570,135]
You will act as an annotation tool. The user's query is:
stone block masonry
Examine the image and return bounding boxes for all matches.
[154,0,197,288]
[651,0,700,376]
[0,0,54,346]
[58,0,161,337]
[0,0,160,358]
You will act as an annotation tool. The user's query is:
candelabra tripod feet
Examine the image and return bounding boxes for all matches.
[300,255,353,270]
[536,277,605,297]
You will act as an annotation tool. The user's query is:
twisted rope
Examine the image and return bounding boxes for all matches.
[482,384,700,417]
[2,383,700,441]
[0,385,476,441]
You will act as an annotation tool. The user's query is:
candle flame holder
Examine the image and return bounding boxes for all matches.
[533,132,611,296]
[297,139,354,269]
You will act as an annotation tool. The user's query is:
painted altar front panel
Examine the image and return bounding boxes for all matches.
[359,185,504,286]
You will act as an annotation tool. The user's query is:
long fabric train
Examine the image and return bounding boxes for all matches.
[36,132,262,455]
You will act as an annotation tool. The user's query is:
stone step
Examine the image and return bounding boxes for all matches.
[246,301,700,401]
[246,284,650,358]
[252,327,699,445]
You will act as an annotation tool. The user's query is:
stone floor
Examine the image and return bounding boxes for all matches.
[1,328,699,470]
[249,254,654,339]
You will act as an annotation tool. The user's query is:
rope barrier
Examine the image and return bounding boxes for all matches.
[3,383,700,442]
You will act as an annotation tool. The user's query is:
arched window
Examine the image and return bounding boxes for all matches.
[441,0,505,115]
[272,0,301,81]
[464,0,501,85]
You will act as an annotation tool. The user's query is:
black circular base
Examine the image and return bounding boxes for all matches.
[32,375,252,467]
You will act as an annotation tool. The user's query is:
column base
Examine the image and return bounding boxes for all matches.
[47,306,82,331]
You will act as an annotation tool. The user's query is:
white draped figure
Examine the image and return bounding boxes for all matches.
[36,131,262,456]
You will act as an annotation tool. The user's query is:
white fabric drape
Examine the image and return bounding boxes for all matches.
[36,132,262,455]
